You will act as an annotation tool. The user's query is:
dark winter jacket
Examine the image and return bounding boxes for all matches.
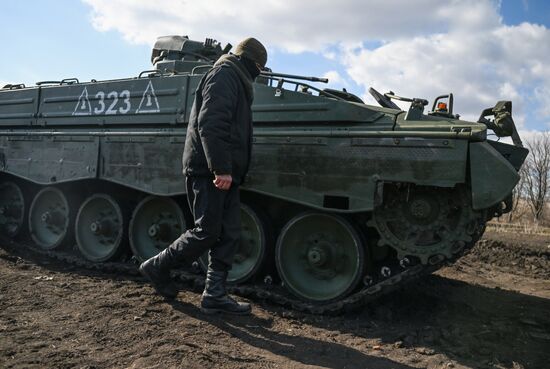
[182,55,254,185]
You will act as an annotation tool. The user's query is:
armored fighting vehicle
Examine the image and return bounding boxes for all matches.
[0,36,528,312]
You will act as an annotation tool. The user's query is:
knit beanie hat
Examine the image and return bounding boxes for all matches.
[233,37,268,68]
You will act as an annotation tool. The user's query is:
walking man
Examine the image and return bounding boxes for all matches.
[139,37,267,315]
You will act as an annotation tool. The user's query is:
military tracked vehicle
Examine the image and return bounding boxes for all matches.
[0,35,528,311]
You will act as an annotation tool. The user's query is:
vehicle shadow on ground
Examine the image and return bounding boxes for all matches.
[283,274,550,369]
[168,300,417,369]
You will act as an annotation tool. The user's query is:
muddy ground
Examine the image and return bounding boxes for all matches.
[0,230,549,369]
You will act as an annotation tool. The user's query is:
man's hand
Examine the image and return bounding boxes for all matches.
[213,174,232,190]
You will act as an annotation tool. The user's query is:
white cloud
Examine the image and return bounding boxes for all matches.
[342,21,550,130]
[81,0,550,131]
[322,51,337,61]
[518,129,549,143]
[322,71,345,85]
[499,129,548,146]
[534,86,550,119]
[82,0,500,52]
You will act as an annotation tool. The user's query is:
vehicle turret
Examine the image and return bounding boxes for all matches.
[152,35,231,74]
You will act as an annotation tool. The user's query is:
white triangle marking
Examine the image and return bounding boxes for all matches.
[73,87,92,116]
[136,80,160,113]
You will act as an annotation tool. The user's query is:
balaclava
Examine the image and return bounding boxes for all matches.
[233,37,267,79]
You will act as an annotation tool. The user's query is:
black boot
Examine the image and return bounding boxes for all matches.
[200,270,251,315]
[139,248,179,299]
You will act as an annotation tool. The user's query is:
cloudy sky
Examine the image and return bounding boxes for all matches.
[1,0,549,134]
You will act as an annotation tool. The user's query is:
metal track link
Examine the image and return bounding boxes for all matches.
[1,237,477,315]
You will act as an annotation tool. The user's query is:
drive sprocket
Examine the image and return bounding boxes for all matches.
[371,184,483,264]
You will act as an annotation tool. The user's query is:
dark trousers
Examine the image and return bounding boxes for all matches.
[165,176,240,272]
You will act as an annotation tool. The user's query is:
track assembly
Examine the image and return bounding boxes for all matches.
[28,187,71,250]
[371,185,483,264]
[0,182,25,238]
[129,196,186,262]
[76,194,125,262]
[199,203,270,284]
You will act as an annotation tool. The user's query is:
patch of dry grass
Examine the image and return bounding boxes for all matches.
[487,221,550,236]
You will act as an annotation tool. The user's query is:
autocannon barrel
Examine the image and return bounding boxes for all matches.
[260,71,328,83]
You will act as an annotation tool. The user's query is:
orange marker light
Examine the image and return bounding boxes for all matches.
[437,102,448,111]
